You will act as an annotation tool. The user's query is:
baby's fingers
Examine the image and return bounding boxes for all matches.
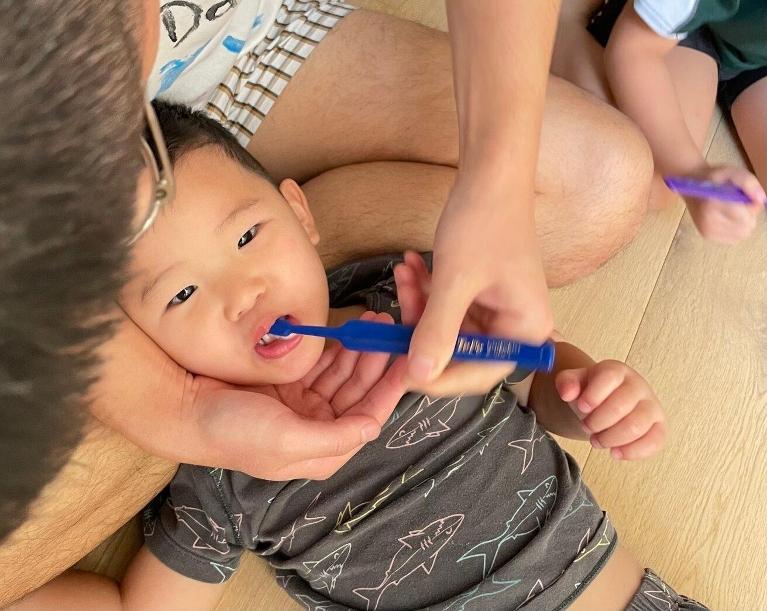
[404,250,432,289]
[555,368,588,403]
[311,312,378,398]
[394,262,427,326]
[576,361,626,414]
[582,384,641,434]
[710,166,766,205]
[590,399,658,450]
[609,422,667,461]
[332,313,395,412]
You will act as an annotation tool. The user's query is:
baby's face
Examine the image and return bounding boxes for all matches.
[121,146,329,386]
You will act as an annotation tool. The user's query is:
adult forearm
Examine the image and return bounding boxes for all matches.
[446,0,560,203]
[528,341,593,439]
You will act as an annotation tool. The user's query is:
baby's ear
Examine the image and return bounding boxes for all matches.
[279,178,320,245]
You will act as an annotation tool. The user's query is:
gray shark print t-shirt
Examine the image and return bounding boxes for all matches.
[144,254,616,610]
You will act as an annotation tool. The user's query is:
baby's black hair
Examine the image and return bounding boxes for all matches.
[149,101,276,186]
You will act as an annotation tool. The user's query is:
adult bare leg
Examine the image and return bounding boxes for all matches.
[304,154,649,288]
[251,10,653,286]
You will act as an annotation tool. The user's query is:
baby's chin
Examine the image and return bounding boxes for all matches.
[214,337,325,387]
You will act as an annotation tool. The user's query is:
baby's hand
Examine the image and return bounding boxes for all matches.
[684,165,765,244]
[555,360,666,460]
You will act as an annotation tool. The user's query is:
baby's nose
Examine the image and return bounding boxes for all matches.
[224,281,264,322]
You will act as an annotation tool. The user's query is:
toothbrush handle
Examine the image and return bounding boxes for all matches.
[452,333,555,372]
[279,320,555,372]
[337,322,554,372]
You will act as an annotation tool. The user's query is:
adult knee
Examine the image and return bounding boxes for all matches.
[583,105,653,256]
[544,104,653,287]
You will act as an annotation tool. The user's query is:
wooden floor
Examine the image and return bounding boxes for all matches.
[80,2,767,609]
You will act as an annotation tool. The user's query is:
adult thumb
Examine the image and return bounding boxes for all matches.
[407,276,472,384]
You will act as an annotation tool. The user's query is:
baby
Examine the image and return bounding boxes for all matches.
[15,103,707,611]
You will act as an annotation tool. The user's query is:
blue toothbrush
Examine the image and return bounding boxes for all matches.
[270,318,555,372]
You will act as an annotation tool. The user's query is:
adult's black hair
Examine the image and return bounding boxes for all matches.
[0,1,144,541]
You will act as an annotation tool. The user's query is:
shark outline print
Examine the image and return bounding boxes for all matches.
[458,475,558,577]
[294,592,348,611]
[352,513,465,610]
[267,492,327,554]
[174,505,231,555]
[441,574,521,611]
[302,543,353,594]
[335,466,425,534]
[421,417,510,499]
[386,395,463,449]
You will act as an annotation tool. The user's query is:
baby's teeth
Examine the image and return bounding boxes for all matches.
[258,331,295,346]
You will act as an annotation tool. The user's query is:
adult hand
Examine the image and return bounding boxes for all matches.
[190,311,408,480]
[92,312,405,482]
[684,165,765,244]
[404,178,553,394]
[407,0,559,391]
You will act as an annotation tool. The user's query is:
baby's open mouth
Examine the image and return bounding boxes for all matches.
[253,316,302,359]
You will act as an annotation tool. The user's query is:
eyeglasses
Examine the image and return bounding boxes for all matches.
[128,100,176,245]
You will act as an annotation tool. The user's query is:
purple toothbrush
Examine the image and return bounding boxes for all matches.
[664,176,766,205]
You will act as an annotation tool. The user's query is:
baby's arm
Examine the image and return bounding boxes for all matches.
[11,546,225,611]
[519,336,667,461]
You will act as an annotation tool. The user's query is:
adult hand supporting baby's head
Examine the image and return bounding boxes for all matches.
[191,379,386,480]
[92,313,406,483]
[193,312,409,481]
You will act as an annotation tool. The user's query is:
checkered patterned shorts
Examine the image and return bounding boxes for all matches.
[204,0,355,147]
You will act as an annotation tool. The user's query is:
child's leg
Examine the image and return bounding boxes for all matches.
[731,76,767,189]
[569,543,643,611]
[570,543,709,610]
[664,49,719,149]
[551,0,613,101]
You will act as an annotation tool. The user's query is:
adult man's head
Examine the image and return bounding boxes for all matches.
[0,1,146,540]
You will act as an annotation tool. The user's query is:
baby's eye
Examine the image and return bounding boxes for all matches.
[238,224,260,249]
[168,285,197,307]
